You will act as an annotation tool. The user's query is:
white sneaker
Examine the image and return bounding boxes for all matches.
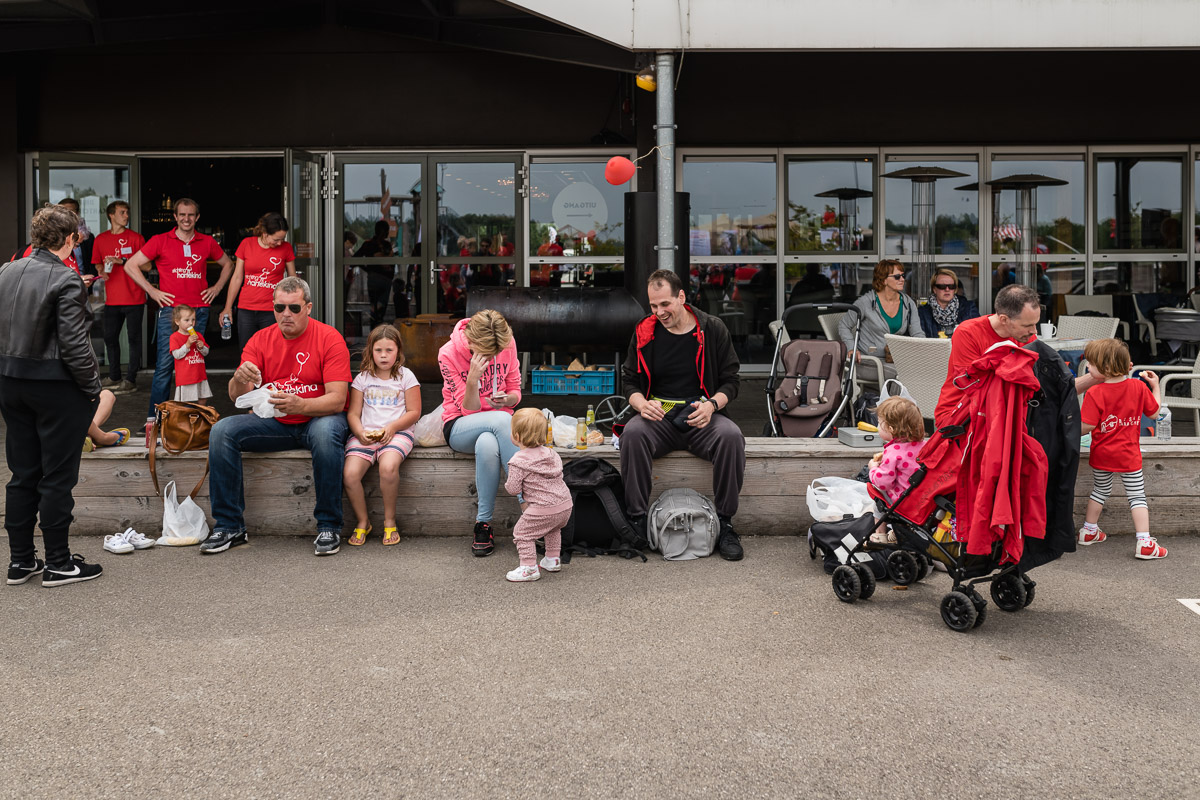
[505,565,541,582]
[103,532,134,554]
[123,528,156,550]
[539,556,562,572]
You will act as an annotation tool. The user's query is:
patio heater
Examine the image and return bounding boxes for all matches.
[881,166,967,294]
[814,187,872,252]
[983,174,1068,288]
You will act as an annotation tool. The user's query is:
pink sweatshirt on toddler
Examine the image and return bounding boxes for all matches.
[868,438,925,505]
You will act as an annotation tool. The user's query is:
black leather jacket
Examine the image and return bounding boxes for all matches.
[0,248,102,396]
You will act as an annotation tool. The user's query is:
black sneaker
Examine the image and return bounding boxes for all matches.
[42,554,103,587]
[314,529,340,556]
[199,529,248,555]
[628,515,649,549]
[717,520,744,561]
[472,521,494,557]
[7,558,45,585]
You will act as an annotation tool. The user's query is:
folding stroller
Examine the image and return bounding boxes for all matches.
[765,303,861,437]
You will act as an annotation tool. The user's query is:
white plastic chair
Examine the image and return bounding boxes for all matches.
[1055,315,1119,341]
[1063,295,1130,340]
[1132,299,1159,357]
[819,311,886,395]
[1132,353,1200,431]
[884,334,953,420]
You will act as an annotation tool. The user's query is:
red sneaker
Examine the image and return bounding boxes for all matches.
[1135,537,1167,560]
[1077,527,1107,546]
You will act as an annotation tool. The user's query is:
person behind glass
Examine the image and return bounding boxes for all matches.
[169,304,211,405]
[620,269,746,561]
[438,309,522,557]
[122,197,234,420]
[354,219,396,328]
[220,212,297,349]
[0,204,104,587]
[202,277,351,557]
[91,200,145,395]
[837,258,925,383]
[917,268,980,339]
[502,407,572,583]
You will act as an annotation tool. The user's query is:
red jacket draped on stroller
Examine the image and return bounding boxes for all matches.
[956,342,1048,564]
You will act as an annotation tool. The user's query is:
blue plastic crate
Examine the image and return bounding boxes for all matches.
[530,365,615,395]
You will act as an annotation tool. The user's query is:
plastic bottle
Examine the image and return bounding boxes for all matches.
[585,404,599,446]
[545,411,554,447]
[575,416,588,450]
[1157,406,1172,441]
[221,316,232,341]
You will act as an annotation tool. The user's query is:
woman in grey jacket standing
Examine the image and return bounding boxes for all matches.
[837,258,925,383]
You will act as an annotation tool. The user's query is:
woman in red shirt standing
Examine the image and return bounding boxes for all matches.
[220,212,296,349]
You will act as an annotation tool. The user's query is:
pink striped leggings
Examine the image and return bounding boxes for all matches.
[513,507,573,567]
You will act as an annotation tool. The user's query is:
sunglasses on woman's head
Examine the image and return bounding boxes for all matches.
[934,283,956,290]
[274,303,303,314]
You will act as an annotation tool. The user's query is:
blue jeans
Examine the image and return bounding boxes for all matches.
[447,411,519,523]
[150,305,209,416]
[208,412,349,533]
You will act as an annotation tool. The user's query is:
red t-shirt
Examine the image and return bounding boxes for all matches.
[234,237,296,311]
[23,244,79,275]
[138,230,224,308]
[1081,378,1160,472]
[169,330,209,385]
[241,318,352,425]
[935,315,1032,425]
[92,229,147,306]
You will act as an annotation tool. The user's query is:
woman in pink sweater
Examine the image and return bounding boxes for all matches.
[438,310,523,557]
[867,396,926,544]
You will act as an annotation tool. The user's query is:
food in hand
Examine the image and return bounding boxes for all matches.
[362,429,385,442]
[857,421,879,432]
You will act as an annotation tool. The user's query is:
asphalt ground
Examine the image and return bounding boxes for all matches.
[2,534,1198,799]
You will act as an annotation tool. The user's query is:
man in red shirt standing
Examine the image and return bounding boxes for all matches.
[122,198,234,419]
[934,284,1099,426]
[91,200,145,395]
[201,277,352,557]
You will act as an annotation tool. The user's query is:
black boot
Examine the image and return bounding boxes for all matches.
[472,521,495,557]
[716,517,743,561]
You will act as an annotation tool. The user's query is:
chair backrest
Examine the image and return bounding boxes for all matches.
[1056,315,1119,341]
[883,334,953,420]
[767,320,790,346]
[818,311,845,343]
[782,288,837,337]
[1063,295,1113,316]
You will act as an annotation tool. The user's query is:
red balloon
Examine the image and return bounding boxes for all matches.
[605,156,636,185]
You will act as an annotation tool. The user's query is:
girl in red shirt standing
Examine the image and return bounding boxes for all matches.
[1079,338,1166,559]
[221,212,297,349]
[169,304,212,405]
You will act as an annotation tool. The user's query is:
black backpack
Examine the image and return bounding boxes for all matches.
[560,457,648,562]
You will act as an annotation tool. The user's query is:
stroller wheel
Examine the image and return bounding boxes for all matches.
[852,563,876,600]
[831,565,862,603]
[807,531,818,560]
[1022,579,1037,608]
[967,587,988,628]
[991,573,1028,612]
[887,550,920,585]
[915,558,932,583]
[940,590,978,632]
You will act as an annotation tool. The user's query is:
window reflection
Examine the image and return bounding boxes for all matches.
[1092,261,1187,350]
[688,262,776,363]
[683,158,777,256]
[529,161,627,256]
[990,158,1085,255]
[1095,156,1184,251]
[786,158,874,252]
[342,163,421,257]
[884,158,979,256]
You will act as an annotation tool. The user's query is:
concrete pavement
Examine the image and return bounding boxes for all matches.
[2,534,1197,798]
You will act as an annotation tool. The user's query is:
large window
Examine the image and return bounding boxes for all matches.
[884,156,979,257]
[786,158,874,253]
[990,156,1085,255]
[1095,155,1184,251]
[528,157,629,287]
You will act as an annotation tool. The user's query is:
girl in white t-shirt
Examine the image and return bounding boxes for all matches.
[344,324,422,546]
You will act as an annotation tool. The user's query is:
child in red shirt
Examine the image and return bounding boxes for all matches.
[1079,338,1166,559]
[169,304,212,404]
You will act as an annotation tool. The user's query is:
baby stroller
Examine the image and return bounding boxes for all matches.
[765,303,861,437]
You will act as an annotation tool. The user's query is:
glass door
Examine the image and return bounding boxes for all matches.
[284,148,326,319]
[424,155,523,316]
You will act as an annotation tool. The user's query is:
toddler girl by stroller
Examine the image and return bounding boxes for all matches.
[867,396,926,545]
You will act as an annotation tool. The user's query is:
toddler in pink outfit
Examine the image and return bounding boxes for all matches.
[868,396,926,545]
[503,408,574,582]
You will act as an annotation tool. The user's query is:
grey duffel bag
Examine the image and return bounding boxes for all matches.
[647,488,719,560]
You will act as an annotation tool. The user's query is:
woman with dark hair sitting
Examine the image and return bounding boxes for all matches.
[918,268,980,338]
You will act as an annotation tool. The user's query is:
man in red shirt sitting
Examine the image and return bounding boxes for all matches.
[200,277,352,557]
[935,284,1099,426]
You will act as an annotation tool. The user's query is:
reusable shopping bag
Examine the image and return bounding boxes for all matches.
[806,476,875,522]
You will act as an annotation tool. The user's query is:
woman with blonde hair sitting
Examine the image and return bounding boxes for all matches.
[918,268,979,338]
[437,309,523,557]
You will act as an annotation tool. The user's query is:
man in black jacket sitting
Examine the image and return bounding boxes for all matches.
[620,269,747,560]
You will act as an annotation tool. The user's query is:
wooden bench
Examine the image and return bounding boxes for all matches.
[57,437,1200,536]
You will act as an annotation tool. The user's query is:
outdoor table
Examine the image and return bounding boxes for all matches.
[1033,336,1092,351]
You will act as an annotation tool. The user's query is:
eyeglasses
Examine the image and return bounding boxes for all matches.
[933,283,957,290]
[274,303,304,314]
[888,273,907,281]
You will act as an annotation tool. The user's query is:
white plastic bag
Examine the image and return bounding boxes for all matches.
[413,403,447,447]
[157,480,210,546]
[806,476,874,522]
[879,378,916,404]
[552,415,578,448]
[235,382,284,419]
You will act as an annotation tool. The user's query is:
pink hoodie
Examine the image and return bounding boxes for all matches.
[505,445,573,514]
[438,317,523,423]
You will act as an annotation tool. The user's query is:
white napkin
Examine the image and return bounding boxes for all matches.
[235,382,285,418]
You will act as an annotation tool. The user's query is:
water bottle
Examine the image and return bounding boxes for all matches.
[1157,407,1171,441]
[221,315,232,341]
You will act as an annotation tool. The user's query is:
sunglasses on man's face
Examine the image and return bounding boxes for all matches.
[934,283,957,290]
[274,303,304,314]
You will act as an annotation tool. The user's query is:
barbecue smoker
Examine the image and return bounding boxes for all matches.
[466,193,690,385]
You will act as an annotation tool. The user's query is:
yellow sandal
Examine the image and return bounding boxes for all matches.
[348,524,372,546]
[382,527,400,546]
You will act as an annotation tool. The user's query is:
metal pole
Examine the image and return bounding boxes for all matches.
[655,51,675,272]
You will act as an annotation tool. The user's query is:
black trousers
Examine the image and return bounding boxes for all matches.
[0,377,95,566]
[102,304,144,383]
[237,308,277,350]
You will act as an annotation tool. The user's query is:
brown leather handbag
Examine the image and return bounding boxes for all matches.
[149,401,220,497]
